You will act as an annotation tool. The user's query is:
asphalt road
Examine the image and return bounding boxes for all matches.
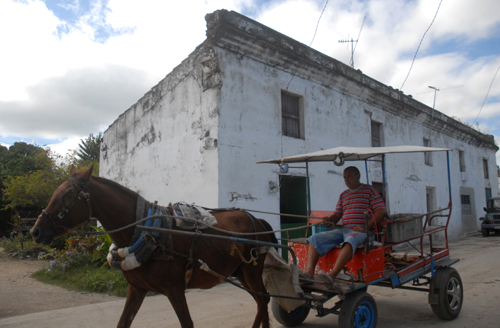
[1,232,499,328]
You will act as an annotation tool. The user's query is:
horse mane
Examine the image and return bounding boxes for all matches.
[90,175,139,200]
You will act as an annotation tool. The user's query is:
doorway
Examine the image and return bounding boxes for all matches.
[279,175,308,262]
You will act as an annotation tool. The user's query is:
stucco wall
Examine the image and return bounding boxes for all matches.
[100,46,221,206]
[101,10,498,240]
[213,41,498,239]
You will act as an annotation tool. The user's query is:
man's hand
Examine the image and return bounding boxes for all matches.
[321,216,333,227]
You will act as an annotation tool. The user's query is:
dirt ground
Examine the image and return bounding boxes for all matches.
[0,249,122,319]
[1,232,500,327]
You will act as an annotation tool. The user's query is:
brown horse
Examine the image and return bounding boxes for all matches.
[31,165,277,328]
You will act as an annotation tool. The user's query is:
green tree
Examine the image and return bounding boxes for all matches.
[0,142,64,235]
[77,133,101,162]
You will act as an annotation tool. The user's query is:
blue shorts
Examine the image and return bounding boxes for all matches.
[307,228,374,257]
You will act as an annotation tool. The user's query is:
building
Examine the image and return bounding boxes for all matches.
[100,10,499,240]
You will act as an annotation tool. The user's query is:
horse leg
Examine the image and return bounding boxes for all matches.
[237,263,270,328]
[117,284,148,328]
[164,285,194,328]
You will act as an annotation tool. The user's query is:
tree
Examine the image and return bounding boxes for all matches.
[77,133,101,162]
[0,142,64,235]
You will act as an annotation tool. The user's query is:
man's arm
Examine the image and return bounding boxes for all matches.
[322,213,342,226]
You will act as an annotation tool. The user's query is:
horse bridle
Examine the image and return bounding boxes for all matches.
[40,176,92,224]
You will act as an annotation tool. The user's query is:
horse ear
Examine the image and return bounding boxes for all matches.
[79,164,95,181]
[69,165,78,176]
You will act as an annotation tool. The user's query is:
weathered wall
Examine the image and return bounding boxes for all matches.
[101,9,498,240]
[100,46,221,206]
[207,10,499,238]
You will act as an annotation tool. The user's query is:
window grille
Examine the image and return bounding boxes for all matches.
[461,194,471,215]
[371,121,382,147]
[281,91,302,139]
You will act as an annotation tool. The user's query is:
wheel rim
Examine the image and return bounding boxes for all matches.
[446,277,462,311]
[354,300,375,328]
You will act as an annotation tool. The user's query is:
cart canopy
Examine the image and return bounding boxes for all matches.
[256,145,451,164]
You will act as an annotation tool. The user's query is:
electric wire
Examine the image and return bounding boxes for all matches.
[400,0,443,91]
[286,0,329,91]
[472,63,500,125]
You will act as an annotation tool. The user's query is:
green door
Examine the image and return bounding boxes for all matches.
[280,175,308,262]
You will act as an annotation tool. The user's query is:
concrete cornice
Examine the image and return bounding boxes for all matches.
[205,10,498,152]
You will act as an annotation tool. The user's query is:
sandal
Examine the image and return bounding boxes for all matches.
[317,273,335,290]
[298,272,315,284]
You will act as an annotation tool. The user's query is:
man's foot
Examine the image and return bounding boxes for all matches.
[298,272,315,284]
[317,273,336,290]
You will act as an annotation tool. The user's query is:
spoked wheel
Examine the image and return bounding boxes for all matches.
[430,267,463,320]
[271,298,310,327]
[338,291,377,328]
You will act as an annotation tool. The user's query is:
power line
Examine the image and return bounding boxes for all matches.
[351,15,366,66]
[287,0,329,90]
[400,0,443,91]
[472,63,500,125]
[309,0,329,47]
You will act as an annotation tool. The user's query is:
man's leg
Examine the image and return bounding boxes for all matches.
[305,245,320,276]
[327,242,353,279]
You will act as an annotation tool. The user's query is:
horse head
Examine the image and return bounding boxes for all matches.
[31,165,94,245]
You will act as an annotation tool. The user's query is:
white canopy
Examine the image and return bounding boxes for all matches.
[256,145,451,164]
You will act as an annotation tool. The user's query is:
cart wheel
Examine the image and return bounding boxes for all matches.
[482,228,489,237]
[430,267,463,320]
[271,298,310,327]
[338,291,377,328]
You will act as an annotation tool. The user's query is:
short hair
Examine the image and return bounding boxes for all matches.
[344,166,360,176]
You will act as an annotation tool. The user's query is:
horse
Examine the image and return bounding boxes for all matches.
[31,165,277,328]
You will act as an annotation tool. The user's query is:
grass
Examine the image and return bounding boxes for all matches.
[32,265,129,296]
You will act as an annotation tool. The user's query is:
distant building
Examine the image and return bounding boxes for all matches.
[100,10,498,239]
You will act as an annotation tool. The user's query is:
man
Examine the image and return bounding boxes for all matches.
[303,166,387,287]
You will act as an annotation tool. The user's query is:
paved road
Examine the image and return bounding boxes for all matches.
[1,232,499,327]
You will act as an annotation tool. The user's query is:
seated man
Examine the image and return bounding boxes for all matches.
[303,166,387,287]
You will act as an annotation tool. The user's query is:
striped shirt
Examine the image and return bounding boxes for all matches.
[334,184,386,230]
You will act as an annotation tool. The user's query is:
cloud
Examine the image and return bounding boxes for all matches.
[0,64,155,138]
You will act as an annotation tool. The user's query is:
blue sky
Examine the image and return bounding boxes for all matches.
[1,0,499,163]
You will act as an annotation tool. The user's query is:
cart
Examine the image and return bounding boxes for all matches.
[257,146,463,328]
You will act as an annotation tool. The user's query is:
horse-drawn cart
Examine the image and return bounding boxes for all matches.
[257,146,463,328]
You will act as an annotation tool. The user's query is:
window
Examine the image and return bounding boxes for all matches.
[423,138,432,166]
[458,150,466,172]
[281,91,304,139]
[426,187,436,213]
[485,188,492,206]
[461,194,472,216]
[371,121,383,147]
[483,159,489,179]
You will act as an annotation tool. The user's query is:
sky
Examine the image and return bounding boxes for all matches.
[1,0,499,163]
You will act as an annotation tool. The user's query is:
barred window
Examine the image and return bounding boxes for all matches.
[458,150,466,172]
[281,91,304,139]
[423,138,432,166]
[461,194,471,216]
[371,121,383,147]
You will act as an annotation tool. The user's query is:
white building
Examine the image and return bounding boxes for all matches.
[100,10,498,240]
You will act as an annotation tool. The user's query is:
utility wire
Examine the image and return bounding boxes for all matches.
[472,63,500,125]
[309,0,329,47]
[287,0,329,90]
[350,15,366,67]
[400,0,443,91]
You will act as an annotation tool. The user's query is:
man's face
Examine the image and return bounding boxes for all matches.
[343,169,361,190]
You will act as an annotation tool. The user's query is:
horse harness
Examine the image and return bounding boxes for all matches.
[40,176,92,228]
[107,196,268,284]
